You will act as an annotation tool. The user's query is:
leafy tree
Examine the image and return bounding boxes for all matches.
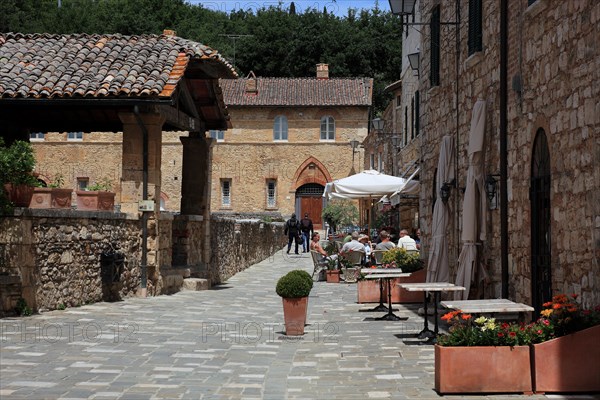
[322,200,359,233]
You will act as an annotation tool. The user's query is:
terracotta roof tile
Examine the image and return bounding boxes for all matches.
[0,32,237,99]
[220,77,373,107]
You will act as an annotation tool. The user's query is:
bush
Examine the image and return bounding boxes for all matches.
[276,270,313,298]
[381,247,422,272]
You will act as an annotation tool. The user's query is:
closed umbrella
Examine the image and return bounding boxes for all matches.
[454,100,487,299]
[426,135,455,283]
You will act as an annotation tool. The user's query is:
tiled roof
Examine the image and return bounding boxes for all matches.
[0,32,236,99]
[220,77,373,107]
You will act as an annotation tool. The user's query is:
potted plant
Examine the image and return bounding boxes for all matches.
[435,311,536,394]
[531,294,600,393]
[0,139,39,209]
[380,247,425,303]
[325,257,341,283]
[30,174,73,209]
[276,269,313,336]
[76,177,115,211]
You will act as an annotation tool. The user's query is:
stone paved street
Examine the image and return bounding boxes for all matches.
[0,250,596,399]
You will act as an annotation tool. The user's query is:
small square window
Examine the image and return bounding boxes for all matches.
[67,132,83,141]
[77,178,89,191]
[210,130,224,142]
[29,132,45,141]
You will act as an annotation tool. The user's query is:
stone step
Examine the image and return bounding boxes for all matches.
[182,278,209,291]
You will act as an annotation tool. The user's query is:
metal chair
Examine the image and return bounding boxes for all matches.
[340,249,365,283]
[310,250,328,281]
[371,249,388,268]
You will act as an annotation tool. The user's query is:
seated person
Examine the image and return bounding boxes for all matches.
[358,234,372,267]
[340,231,364,254]
[310,232,337,262]
[397,229,418,251]
[375,230,396,251]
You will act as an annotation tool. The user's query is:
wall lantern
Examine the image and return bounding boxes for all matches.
[440,179,456,204]
[485,174,500,209]
[408,52,420,74]
[389,0,416,15]
[372,117,385,133]
[391,135,401,149]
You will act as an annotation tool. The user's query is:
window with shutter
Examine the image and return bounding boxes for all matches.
[468,0,483,55]
[430,6,440,87]
[411,96,415,139]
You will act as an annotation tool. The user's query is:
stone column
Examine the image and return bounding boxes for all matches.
[180,131,212,216]
[118,112,166,216]
[180,132,213,272]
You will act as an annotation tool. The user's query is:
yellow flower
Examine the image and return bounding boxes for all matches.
[540,309,553,317]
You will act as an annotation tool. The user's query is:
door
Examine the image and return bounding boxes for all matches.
[296,183,324,229]
[530,129,552,315]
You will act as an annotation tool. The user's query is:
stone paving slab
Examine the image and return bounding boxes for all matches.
[0,249,595,399]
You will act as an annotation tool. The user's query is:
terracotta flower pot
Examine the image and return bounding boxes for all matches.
[3,183,34,207]
[394,268,426,303]
[282,297,308,336]
[76,190,115,211]
[326,270,340,283]
[532,325,600,393]
[30,187,73,209]
[435,344,532,394]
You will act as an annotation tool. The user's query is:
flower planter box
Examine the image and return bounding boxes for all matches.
[357,279,381,302]
[76,190,115,211]
[394,268,426,303]
[326,270,340,283]
[532,325,600,393]
[435,344,532,394]
[282,297,308,336]
[30,187,73,209]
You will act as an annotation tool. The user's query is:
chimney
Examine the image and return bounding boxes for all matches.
[316,63,329,80]
[163,29,176,36]
[245,71,258,94]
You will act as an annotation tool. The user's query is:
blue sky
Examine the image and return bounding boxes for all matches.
[187,1,390,17]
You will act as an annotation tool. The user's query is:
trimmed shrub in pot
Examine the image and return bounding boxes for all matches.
[276,269,313,336]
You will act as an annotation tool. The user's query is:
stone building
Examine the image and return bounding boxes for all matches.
[212,66,373,228]
[394,0,599,310]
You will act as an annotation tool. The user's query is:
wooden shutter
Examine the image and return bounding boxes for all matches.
[468,0,483,55]
[430,6,440,87]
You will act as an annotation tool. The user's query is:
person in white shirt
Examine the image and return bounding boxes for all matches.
[397,229,418,251]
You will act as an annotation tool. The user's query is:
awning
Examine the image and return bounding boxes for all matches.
[390,167,420,206]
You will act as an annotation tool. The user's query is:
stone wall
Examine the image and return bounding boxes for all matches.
[417,0,599,306]
[0,209,141,316]
[0,210,285,316]
[209,216,286,284]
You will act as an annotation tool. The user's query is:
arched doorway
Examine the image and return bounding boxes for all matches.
[296,183,325,229]
[530,128,552,314]
[291,157,332,230]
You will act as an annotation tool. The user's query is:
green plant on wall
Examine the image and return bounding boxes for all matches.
[15,297,32,316]
[0,139,40,212]
[48,173,65,188]
[321,199,358,233]
[87,177,113,191]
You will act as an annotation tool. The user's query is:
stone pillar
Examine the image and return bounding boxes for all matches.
[180,132,213,271]
[118,112,166,216]
[180,131,212,216]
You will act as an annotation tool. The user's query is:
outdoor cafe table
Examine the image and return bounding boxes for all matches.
[360,268,406,313]
[363,270,411,321]
[397,282,465,341]
[440,298,534,320]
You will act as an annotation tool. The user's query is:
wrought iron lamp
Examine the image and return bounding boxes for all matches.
[372,117,385,133]
[440,179,456,204]
[389,0,417,15]
[407,52,420,76]
[485,174,500,209]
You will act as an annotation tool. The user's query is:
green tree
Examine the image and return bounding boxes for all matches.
[321,200,359,233]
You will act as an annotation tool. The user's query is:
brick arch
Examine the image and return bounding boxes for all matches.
[291,157,332,191]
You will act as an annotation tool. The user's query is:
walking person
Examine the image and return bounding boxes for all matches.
[284,213,301,254]
[300,213,314,253]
